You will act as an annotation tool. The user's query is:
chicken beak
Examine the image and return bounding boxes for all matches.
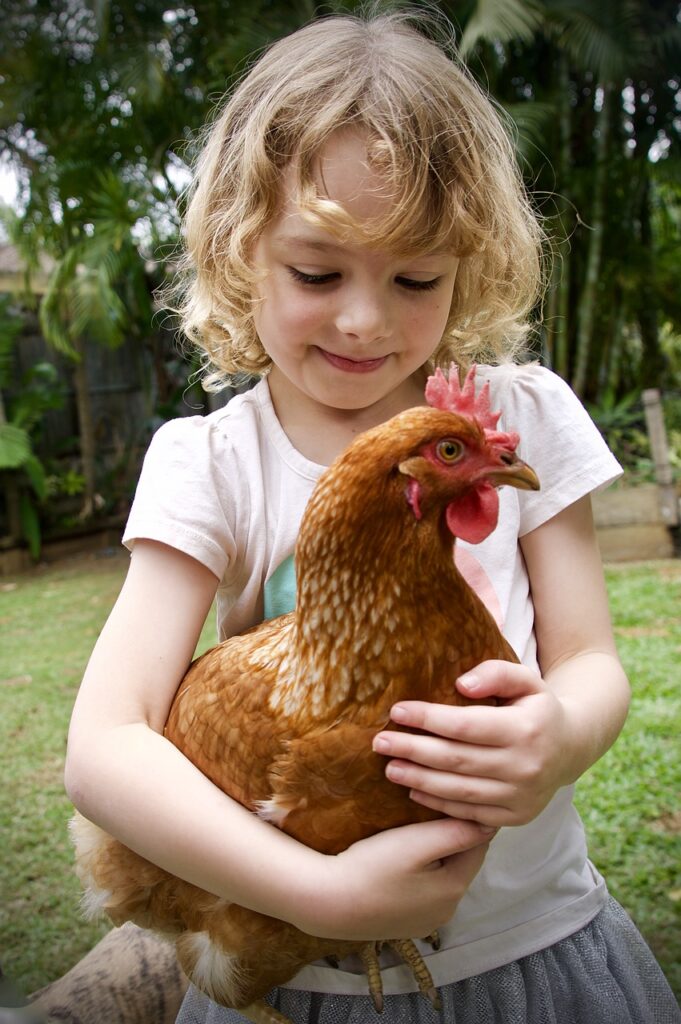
[487,453,540,491]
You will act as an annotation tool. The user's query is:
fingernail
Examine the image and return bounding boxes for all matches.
[458,673,480,692]
[391,705,407,722]
[479,825,498,836]
[386,763,404,782]
[373,735,391,754]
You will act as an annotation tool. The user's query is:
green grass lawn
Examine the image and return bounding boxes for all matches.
[0,553,679,1002]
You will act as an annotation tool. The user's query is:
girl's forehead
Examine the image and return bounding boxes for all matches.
[270,128,453,259]
[281,128,397,225]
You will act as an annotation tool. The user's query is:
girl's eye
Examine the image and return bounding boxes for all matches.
[396,276,441,292]
[288,267,339,286]
[436,439,464,463]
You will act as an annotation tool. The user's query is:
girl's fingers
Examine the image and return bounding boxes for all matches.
[388,700,517,747]
[373,731,503,776]
[380,815,496,867]
[410,789,509,828]
[385,759,508,806]
[456,660,544,701]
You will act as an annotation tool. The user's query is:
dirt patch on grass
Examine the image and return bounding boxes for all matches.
[614,625,672,638]
[10,549,129,584]
[1,674,33,687]
[651,810,681,834]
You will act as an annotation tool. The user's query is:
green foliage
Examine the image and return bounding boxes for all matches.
[587,391,649,480]
[0,0,680,507]
[0,554,218,996]
[576,562,681,993]
[587,389,681,483]
[0,322,64,556]
[0,298,25,388]
[459,0,545,56]
[0,423,31,469]
[11,363,64,433]
[455,0,681,400]
[18,492,42,559]
[46,469,86,500]
[22,455,48,502]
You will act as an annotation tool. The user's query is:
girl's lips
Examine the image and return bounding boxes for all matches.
[318,348,388,374]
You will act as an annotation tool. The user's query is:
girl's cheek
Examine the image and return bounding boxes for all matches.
[284,294,330,330]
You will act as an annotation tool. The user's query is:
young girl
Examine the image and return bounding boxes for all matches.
[65,9,680,1024]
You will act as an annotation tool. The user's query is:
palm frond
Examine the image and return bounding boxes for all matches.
[545,0,641,81]
[502,100,557,164]
[22,453,47,501]
[120,45,168,108]
[656,22,681,69]
[69,266,127,348]
[0,422,31,470]
[85,0,111,43]
[0,297,24,391]
[39,251,81,358]
[459,0,545,57]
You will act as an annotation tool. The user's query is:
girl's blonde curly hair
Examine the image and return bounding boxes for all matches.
[174,6,544,387]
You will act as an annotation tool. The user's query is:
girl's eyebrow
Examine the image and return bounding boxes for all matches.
[274,233,341,252]
[274,232,452,260]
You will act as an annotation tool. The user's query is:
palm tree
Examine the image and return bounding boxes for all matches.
[453,0,681,398]
[0,0,315,519]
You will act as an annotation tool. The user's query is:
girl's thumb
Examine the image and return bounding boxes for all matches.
[398,817,496,868]
[457,659,543,701]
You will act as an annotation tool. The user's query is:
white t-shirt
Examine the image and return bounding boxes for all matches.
[123,363,622,994]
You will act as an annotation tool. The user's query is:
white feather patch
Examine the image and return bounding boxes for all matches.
[182,931,243,1005]
[79,883,115,920]
[255,796,291,826]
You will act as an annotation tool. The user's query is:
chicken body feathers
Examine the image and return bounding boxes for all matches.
[71,403,536,1014]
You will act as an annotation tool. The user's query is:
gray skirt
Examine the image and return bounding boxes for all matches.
[176,897,680,1024]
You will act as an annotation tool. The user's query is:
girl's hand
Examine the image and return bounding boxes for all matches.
[295,816,494,941]
[372,660,577,829]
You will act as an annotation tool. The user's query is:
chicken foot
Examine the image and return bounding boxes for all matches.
[237,934,443,1024]
[359,938,441,1014]
[360,943,385,1013]
[238,1000,295,1024]
[389,939,441,1011]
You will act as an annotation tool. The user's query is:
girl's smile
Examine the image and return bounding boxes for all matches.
[251,130,459,458]
[316,349,389,374]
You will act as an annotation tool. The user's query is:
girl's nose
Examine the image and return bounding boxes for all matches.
[335,289,393,343]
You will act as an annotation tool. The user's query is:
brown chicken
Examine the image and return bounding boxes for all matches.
[71,366,539,1024]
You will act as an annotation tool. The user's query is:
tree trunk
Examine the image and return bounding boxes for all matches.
[0,389,23,543]
[636,171,665,388]
[572,83,613,398]
[604,287,625,393]
[71,335,98,518]
[548,49,572,379]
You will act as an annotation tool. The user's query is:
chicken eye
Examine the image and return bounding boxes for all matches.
[436,439,464,463]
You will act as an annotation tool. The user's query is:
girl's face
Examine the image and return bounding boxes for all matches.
[252,130,459,434]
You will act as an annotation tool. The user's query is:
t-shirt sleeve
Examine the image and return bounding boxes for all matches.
[498,364,622,536]
[122,416,238,581]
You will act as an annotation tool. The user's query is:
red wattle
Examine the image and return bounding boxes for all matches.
[445,484,499,544]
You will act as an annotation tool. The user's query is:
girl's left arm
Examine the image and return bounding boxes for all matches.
[372,494,631,827]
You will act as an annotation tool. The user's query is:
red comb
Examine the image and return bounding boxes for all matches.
[425,365,519,451]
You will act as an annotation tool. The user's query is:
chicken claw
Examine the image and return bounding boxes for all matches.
[239,1000,296,1024]
[357,938,441,1014]
[388,939,441,1011]
[360,942,385,1012]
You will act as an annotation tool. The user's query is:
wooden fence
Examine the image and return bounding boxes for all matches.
[1,325,678,571]
[593,388,680,561]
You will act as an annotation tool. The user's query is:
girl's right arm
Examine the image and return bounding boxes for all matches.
[66,539,492,941]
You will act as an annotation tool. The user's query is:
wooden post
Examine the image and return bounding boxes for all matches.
[642,388,680,526]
